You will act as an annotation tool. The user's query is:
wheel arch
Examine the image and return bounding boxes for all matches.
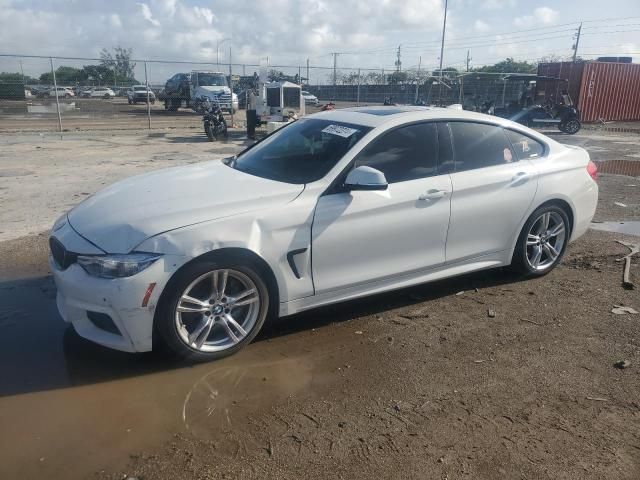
[534,198,574,235]
[152,247,280,341]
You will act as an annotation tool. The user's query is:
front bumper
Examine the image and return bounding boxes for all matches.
[50,252,188,353]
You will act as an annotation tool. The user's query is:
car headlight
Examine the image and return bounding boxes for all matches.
[77,253,162,279]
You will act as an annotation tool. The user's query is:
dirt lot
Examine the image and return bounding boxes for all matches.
[0,128,639,479]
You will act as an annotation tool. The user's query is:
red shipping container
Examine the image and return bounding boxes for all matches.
[578,62,640,122]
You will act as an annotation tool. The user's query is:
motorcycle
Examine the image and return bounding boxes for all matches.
[201,96,228,141]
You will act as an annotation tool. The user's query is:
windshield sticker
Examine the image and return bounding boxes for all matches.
[322,124,359,138]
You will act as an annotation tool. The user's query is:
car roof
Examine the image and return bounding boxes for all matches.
[308,106,516,128]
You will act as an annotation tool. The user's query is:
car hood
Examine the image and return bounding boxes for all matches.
[68,160,304,253]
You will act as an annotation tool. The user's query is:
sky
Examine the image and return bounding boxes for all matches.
[0,0,639,83]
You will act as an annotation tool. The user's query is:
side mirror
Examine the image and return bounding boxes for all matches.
[344,166,388,191]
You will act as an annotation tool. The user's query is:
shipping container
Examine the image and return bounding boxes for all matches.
[537,62,584,107]
[577,62,640,122]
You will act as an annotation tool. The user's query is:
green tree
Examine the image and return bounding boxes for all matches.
[0,72,36,84]
[100,46,136,82]
[473,58,535,74]
[81,64,114,84]
[39,66,85,84]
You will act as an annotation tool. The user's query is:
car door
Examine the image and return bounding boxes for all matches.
[444,121,538,263]
[312,122,452,294]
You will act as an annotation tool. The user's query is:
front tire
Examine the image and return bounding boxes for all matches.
[155,259,269,361]
[511,205,570,277]
[204,120,215,141]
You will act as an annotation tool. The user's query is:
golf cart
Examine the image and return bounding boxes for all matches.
[494,75,581,134]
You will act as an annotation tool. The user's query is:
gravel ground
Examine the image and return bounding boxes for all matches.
[0,128,639,480]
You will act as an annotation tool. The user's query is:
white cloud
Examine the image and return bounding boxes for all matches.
[514,6,559,27]
[480,0,516,10]
[474,19,490,32]
[137,3,160,27]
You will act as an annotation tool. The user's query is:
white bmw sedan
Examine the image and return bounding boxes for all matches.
[49,107,598,361]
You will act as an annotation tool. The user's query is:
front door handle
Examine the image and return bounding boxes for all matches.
[511,172,530,183]
[418,189,449,201]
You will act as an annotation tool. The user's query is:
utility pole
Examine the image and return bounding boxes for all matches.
[438,0,449,105]
[229,46,234,128]
[332,52,338,86]
[439,0,448,78]
[572,23,582,62]
[19,59,25,85]
[306,58,310,86]
[466,50,471,72]
[415,56,422,103]
[395,45,402,72]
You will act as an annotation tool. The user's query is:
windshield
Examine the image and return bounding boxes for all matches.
[196,73,227,87]
[230,118,372,184]
[134,86,148,91]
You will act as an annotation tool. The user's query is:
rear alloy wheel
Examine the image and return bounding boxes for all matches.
[156,260,269,361]
[512,205,569,276]
[559,119,581,134]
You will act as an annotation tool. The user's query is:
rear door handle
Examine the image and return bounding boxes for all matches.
[418,189,449,201]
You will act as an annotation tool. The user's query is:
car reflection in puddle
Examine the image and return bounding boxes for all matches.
[182,359,313,439]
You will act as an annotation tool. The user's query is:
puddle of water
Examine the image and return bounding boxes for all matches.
[27,103,78,114]
[591,221,640,236]
[182,359,313,439]
[595,160,640,177]
[0,275,327,479]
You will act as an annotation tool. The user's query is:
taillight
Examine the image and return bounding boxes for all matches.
[587,160,598,181]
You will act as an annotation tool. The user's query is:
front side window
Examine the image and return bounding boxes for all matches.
[505,129,545,160]
[231,119,372,184]
[449,122,516,171]
[354,123,438,183]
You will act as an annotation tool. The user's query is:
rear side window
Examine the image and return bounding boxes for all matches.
[505,130,545,160]
[354,123,438,183]
[449,122,516,171]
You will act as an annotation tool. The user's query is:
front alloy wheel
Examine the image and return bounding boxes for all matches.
[156,259,269,361]
[175,269,260,352]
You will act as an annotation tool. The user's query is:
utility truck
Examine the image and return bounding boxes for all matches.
[164,70,238,113]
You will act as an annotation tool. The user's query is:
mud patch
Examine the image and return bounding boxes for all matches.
[151,152,197,162]
[0,168,34,177]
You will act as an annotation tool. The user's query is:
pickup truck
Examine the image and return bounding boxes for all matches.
[163,71,238,113]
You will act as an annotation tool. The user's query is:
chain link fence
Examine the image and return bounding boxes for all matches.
[0,53,639,178]
[0,53,541,135]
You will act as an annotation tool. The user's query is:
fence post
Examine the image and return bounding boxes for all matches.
[144,61,151,130]
[357,69,361,106]
[50,57,63,134]
[229,48,234,128]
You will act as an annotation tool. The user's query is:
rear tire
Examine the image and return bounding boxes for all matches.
[511,204,570,277]
[155,258,270,362]
[559,119,581,134]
